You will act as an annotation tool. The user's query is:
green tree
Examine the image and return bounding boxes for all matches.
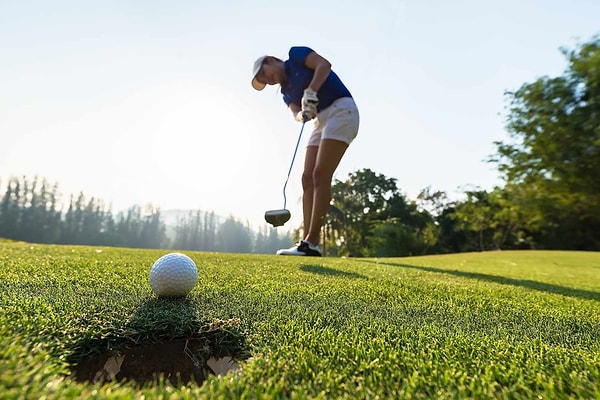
[451,189,494,251]
[432,205,466,254]
[61,193,86,244]
[203,211,217,251]
[330,169,401,256]
[25,177,62,243]
[138,205,167,249]
[216,216,252,253]
[253,225,292,254]
[116,205,144,248]
[491,35,600,250]
[43,181,63,243]
[329,169,436,257]
[0,177,21,240]
[81,198,104,244]
[0,176,60,243]
[172,210,204,251]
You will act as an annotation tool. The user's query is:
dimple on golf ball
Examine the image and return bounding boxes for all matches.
[149,252,198,297]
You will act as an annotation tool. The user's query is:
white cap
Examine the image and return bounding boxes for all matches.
[251,55,268,91]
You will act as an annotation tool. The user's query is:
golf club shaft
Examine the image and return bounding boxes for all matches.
[282,122,306,209]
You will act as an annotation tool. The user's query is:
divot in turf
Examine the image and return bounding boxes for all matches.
[69,314,249,387]
[73,338,241,386]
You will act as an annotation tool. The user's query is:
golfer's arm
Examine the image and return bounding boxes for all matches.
[289,103,301,117]
[304,51,331,92]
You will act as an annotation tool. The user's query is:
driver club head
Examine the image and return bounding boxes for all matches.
[264,209,291,227]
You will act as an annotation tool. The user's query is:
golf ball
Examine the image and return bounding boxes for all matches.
[149,253,198,297]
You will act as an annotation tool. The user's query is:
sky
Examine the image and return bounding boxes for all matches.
[1,0,599,230]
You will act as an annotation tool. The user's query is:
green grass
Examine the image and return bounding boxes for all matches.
[1,242,599,399]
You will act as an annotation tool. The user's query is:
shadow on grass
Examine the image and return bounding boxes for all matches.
[300,264,367,279]
[359,260,599,302]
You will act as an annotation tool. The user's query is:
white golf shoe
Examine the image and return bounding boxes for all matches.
[276,240,322,257]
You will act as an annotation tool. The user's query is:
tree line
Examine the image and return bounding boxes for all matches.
[0,176,291,254]
[2,36,598,256]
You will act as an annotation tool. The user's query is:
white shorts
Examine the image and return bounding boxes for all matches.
[307,97,359,147]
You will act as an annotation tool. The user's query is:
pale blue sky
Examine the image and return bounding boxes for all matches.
[1,1,598,228]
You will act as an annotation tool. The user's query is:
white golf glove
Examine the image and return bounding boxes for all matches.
[300,89,318,121]
[302,89,319,109]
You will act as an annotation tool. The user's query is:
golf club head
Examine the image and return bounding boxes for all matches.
[264,209,291,227]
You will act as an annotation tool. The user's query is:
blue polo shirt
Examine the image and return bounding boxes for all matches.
[281,46,352,112]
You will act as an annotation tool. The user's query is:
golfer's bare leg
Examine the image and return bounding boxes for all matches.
[305,139,348,245]
[302,146,319,239]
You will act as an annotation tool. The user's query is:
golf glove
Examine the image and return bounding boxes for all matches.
[300,89,318,121]
[302,89,319,110]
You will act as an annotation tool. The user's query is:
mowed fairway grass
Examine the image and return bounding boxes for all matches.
[1,241,599,399]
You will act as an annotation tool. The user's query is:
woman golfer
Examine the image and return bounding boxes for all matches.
[252,46,359,256]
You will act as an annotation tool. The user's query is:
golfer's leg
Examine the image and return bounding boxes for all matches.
[302,146,319,239]
[305,139,348,245]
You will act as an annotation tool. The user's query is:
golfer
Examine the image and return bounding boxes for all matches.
[252,46,359,256]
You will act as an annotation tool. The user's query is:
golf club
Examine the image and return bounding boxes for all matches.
[265,122,306,227]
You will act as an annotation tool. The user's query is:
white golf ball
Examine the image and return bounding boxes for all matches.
[149,253,198,297]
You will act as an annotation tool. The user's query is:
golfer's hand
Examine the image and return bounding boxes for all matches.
[296,110,316,122]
